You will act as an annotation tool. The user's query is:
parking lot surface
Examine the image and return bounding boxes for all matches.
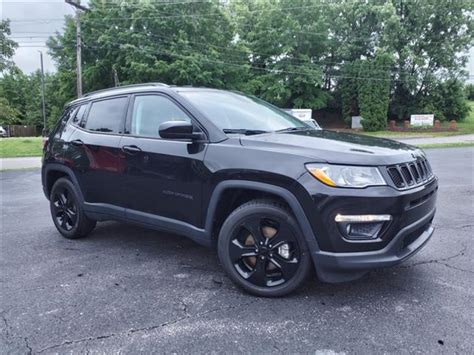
[1,147,473,354]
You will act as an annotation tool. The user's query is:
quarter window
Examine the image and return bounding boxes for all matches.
[72,104,88,125]
[131,95,190,137]
[54,106,77,138]
[84,97,128,133]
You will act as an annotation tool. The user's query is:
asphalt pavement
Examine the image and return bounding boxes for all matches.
[1,147,473,354]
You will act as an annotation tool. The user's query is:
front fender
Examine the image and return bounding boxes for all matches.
[204,180,322,255]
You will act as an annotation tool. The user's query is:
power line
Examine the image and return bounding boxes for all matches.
[3,5,300,22]
[8,31,431,73]
[79,41,431,83]
[3,2,407,23]
[6,0,458,24]
[87,32,399,72]
[10,34,318,70]
[2,0,212,3]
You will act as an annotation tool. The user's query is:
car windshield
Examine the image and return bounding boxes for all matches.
[180,90,310,133]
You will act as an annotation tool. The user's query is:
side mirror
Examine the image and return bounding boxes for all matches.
[159,121,204,140]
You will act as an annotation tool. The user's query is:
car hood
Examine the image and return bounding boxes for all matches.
[239,129,423,165]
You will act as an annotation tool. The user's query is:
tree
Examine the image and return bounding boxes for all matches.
[2,0,470,131]
[420,78,470,121]
[0,67,63,129]
[385,0,474,120]
[357,53,392,131]
[48,0,246,98]
[0,20,18,72]
[338,53,392,131]
[339,61,360,124]
[0,67,30,119]
[465,84,474,101]
[0,97,21,125]
[233,0,332,108]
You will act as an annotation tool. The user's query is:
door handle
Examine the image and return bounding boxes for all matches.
[122,145,142,154]
[71,139,84,146]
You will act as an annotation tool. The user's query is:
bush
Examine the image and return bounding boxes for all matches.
[465,84,474,101]
[422,79,470,121]
[358,54,392,131]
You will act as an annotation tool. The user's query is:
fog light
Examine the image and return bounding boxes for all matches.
[335,214,391,241]
[335,214,392,223]
[345,222,384,240]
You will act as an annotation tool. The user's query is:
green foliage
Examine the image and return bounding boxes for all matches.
[0,67,66,129]
[233,0,332,108]
[426,79,470,121]
[1,0,473,131]
[338,54,392,131]
[465,84,474,101]
[0,20,18,72]
[358,54,392,131]
[0,97,21,125]
[386,0,473,121]
[48,0,246,97]
[339,62,360,124]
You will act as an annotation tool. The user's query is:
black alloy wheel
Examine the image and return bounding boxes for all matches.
[52,187,78,232]
[230,216,300,287]
[49,177,96,239]
[218,199,311,297]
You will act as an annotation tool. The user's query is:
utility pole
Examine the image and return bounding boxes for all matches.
[38,51,47,136]
[65,0,88,97]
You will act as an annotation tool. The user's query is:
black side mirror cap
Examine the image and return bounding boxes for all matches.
[159,121,204,141]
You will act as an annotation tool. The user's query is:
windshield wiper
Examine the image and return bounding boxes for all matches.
[275,126,309,133]
[223,129,269,136]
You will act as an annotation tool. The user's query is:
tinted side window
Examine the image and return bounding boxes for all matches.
[72,104,88,125]
[84,97,128,133]
[131,95,190,137]
[53,106,77,138]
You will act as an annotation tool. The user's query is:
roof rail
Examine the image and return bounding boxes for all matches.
[81,82,170,98]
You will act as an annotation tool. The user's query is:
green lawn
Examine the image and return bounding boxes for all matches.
[0,137,43,158]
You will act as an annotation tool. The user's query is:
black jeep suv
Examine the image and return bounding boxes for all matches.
[42,83,438,297]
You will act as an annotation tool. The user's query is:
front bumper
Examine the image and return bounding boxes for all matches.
[313,208,435,282]
[295,172,438,283]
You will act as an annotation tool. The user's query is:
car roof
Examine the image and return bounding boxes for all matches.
[67,83,226,107]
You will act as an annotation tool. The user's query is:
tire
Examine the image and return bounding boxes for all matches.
[49,177,96,239]
[218,199,312,297]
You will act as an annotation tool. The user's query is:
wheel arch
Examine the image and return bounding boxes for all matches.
[43,164,84,203]
[205,180,321,254]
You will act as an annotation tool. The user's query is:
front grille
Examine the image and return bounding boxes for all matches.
[386,156,434,189]
[400,166,414,185]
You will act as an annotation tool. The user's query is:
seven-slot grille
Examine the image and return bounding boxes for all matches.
[386,156,434,189]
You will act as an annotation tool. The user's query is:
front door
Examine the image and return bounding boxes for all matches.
[119,94,208,228]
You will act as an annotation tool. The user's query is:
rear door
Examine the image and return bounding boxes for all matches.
[67,95,129,215]
[119,93,208,227]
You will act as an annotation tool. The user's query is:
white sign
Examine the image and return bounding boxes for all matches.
[351,116,363,129]
[283,109,312,120]
[410,114,434,126]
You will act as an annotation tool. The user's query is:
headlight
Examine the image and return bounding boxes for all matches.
[306,164,386,188]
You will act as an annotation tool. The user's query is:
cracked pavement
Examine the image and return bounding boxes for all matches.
[1,147,473,354]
